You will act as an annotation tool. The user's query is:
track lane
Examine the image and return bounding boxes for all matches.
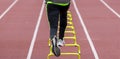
[0,0,18,20]
[0,0,14,15]
[31,8,50,59]
[27,0,45,59]
[0,0,43,59]
[103,0,120,15]
[100,0,120,18]
[31,1,95,59]
[75,0,120,59]
[70,1,95,59]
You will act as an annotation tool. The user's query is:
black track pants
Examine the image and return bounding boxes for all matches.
[47,4,70,40]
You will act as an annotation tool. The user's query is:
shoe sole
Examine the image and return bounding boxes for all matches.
[52,46,60,57]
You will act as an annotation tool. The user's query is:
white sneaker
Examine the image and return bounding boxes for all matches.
[51,36,61,57]
[57,39,65,47]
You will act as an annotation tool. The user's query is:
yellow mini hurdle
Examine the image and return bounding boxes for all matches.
[47,11,81,59]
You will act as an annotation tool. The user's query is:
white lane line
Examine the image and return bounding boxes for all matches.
[26,0,45,59]
[100,0,120,18]
[72,0,99,59]
[0,0,18,20]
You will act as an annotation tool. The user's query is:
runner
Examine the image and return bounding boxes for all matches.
[45,0,71,57]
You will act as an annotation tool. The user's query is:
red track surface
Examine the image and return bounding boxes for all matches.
[0,0,13,14]
[0,0,120,59]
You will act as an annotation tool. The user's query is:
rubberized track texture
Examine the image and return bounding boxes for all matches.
[0,0,120,59]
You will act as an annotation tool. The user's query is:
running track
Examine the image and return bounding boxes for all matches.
[0,0,120,59]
